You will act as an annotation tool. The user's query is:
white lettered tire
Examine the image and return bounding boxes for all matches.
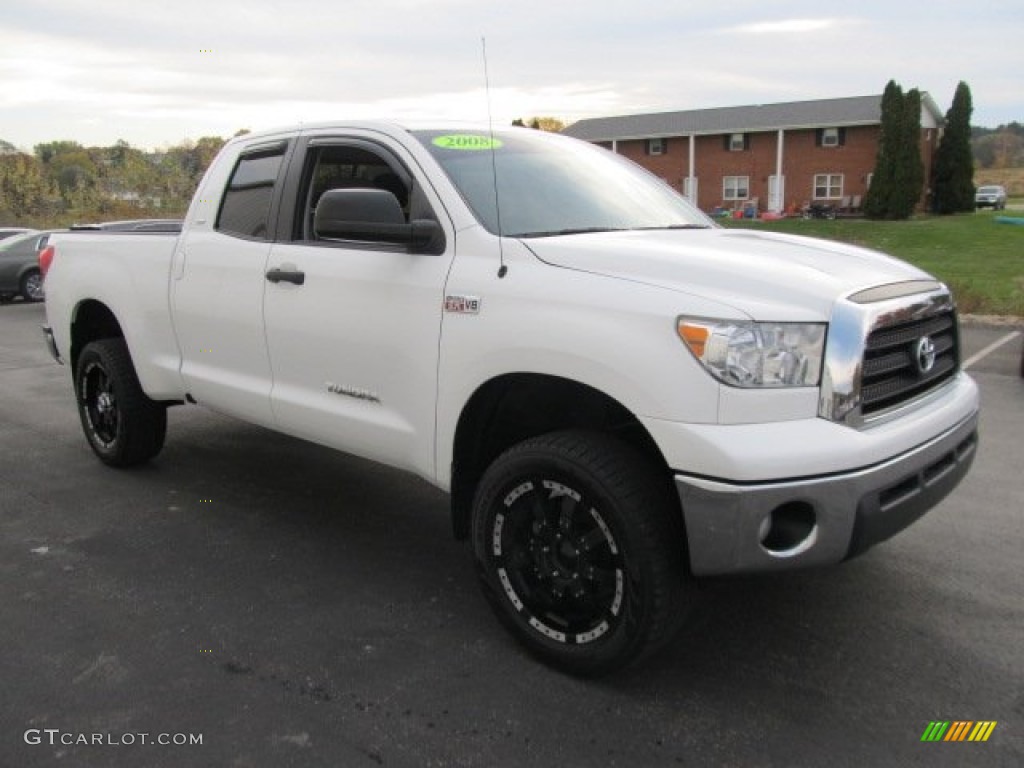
[471,430,689,675]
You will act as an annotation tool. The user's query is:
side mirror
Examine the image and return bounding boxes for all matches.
[314,189,444,254]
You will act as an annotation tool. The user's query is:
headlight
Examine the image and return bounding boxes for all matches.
[677,318,826,388]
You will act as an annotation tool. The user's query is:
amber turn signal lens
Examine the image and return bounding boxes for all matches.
[677,322,710,358]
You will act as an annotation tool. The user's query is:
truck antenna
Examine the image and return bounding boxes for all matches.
[482,37,507,278]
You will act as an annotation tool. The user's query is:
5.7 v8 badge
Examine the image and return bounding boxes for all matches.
[444,295,481,314]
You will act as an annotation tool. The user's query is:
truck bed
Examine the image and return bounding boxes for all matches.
[44,231,186,400]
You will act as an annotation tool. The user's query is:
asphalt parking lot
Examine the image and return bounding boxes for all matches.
[1,300,1022,768]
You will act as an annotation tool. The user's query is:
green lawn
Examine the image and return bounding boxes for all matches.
[720,209,1024,316]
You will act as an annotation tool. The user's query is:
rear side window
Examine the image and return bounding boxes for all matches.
[216,146,286,239]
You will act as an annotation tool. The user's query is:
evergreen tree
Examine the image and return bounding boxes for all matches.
[864,81,928,219]
[864,80,904,219]
[932,81,975,214]
[892,88,924,219]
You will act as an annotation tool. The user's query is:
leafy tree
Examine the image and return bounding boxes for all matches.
[0,153,57,220]
[1,129,258,225]
[512,117,566,132]
[932,81,975,214]
[34,140,85,164]
[972,129,1023,169]
[193,136,227,175]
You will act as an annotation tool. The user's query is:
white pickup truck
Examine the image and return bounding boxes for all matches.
[41,123,979,674]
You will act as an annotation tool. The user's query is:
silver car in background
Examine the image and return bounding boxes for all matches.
[0,230,51,302]
[975,185,1008,210]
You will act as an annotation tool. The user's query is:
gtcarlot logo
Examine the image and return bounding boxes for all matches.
[24,729,203,747]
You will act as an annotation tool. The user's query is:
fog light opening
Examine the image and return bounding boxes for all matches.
[759,501,817,556]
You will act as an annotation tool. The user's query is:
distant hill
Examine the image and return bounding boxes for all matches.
[972,123,1024,169]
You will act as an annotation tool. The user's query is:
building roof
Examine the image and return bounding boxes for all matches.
[562,94,943,142]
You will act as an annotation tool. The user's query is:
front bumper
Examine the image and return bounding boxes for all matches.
[675,409,978,575]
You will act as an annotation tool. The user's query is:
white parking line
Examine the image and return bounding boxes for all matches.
[962,330,1022,370]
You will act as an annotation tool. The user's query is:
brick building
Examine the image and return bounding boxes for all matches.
[562,94,945,214]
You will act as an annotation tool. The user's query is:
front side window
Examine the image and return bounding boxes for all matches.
[729,133,747,151]
[814,173,843,200]
[295,143,411,241]
[648,138,665,155]
[723,176,749,201]
[216,145,286,239]
[412,129,710,237]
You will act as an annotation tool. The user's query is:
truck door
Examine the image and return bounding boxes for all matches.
[171,140,290,427]
[262,135,454,479]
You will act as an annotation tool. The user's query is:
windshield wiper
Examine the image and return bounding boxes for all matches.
[514,227,629,238]
[635,224,711,231]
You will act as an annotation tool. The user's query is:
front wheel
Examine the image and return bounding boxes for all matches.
[75,338,167,467]
[471,431,689,676]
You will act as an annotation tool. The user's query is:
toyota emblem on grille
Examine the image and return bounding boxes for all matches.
[915,335,937,375]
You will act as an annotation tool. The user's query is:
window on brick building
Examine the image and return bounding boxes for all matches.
[727,133,749,151]
[813,174,843,200]
[723,176,749,201]
[816,127,846,147]
[647,138,665,155]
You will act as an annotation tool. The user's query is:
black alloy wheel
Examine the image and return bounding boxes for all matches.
[75,339,167,467]
[472,430,688,676]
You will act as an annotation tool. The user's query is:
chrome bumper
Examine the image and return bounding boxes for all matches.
[676,410,979,576]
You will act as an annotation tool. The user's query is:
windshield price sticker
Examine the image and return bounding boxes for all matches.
[433,135,503,151]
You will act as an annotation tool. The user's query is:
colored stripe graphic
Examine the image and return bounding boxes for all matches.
[945,721,971,741]
[969,722,997,742]
[921,721,996,742]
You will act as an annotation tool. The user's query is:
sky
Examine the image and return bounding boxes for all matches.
[1,0,1021,151]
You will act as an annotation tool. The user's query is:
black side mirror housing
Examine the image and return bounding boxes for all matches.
[314,189,444,254]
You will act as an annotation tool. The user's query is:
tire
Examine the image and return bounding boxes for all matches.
[471,430,689,676]
[20,269,44,302]
[75,338,167,467]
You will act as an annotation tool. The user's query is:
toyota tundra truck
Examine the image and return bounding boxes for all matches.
[40,123,979,674]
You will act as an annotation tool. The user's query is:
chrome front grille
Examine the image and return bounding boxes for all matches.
[860,311,959,416]
[818,281,960,427]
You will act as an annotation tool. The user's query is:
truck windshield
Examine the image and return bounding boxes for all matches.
[412,129,712,237]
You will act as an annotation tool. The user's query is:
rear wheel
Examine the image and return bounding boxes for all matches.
[75,339,167,467]
[20,269,44,302]
[471,430,688,675]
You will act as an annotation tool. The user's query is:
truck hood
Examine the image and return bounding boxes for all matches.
[521,228,933,321]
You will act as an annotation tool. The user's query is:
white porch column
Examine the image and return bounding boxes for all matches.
[687,134,696,206]
[769,129,785,212]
